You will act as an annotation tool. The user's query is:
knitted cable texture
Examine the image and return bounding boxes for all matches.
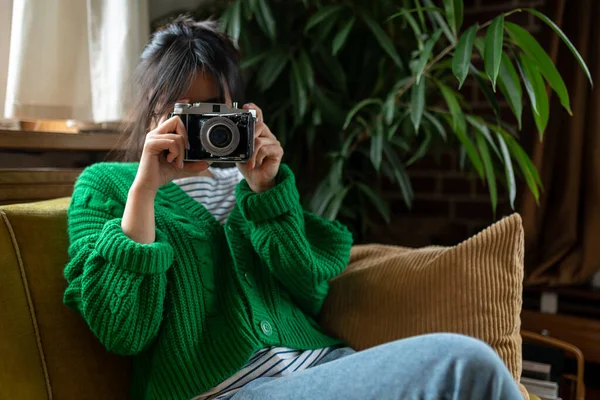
[63,162,353,400]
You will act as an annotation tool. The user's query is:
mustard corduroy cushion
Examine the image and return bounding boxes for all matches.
[320,214,526,397]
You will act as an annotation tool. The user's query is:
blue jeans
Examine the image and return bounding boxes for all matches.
[226,333,522,400]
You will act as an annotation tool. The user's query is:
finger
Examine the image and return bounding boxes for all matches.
[146,138,178,161]
[243,102,263,124]
[248,140,262,170]
[254,137,279,147]
[155,116,188,140]
[152,133,186,167]
[153,117,189,160]
[158,115,167,125]
[175,131,186,169]
[254,122,264,139]
[255,122,277,140]
[249,137,277,169]
[256,144,283,167]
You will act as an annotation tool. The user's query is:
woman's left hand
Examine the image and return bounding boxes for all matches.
[237,103,284,193]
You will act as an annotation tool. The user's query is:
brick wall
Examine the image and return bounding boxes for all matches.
[367,0,549,247]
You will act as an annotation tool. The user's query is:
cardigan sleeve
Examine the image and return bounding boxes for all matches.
[236,164,353,316]
[63,165,173,355]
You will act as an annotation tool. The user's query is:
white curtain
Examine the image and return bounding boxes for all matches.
[4,0,149,123]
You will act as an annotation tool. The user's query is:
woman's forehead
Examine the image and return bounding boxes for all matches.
[183,73,220,103]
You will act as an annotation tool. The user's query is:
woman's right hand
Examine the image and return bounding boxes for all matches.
[133,116,209,194]
[123,116,209,244]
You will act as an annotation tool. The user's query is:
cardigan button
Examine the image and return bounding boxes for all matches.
[260,320,273,336]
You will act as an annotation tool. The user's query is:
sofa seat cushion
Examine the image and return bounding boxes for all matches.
[0,198,131,400]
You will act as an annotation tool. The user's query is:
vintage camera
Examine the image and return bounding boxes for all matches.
[171,102,256,163]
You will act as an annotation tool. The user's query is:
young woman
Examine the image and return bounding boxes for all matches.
[63,17,523,400]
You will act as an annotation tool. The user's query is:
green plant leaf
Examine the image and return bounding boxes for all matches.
[305,5,344,33]
[525,8,593,87]
[343,98,382,130]
[452,24,478,89]
[342,130,360,156]
[414,29,442,83]
[497,54,523,129]
[356,183,391,223]
[410,77,426,131]
[257,51,288,90]
[298,50,314,89]
[329,158,344,187]
[226,1,242,46]
[476,134,497,212]
[317,49,347,93]
[439,83,484,178]
[500,130,541,203]
[311,180,334,215]
[383,143,414,208]
[403,12,424,49]
[483,15,504,91]
[505,22,571,114]
[290,59,307,118]
[312,107,322,126]
[324,186,349,220]
[500,130,542,187]
[256,0,276,41]
[312,87,345,126]
[240,51,270,69]
[438,82,467,138]
[383,95,396,126]
[386,119,402,140]
[362,14,403,67]
[517,53,549,138]
[311,11,340,51]
[423,110,447,141]
[332,17,355,55]
[406,130,432,165]
[248,0,259,12]
[386,6,444,22]
[443,0,463,35]
[466,115,501,159]
[422,0,455,44]
[496,132,516,209]
[370,119,384,171]
[415,0,427,30]
[471,65,501,120]
[390,134,410,150]
[383,77,410,125]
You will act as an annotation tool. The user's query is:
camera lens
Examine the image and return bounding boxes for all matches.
[199,116,241,157]
[208,125,233,148]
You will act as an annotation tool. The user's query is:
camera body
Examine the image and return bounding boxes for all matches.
[171,102,256,163]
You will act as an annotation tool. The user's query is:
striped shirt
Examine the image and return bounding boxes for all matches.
[173,167,335,400]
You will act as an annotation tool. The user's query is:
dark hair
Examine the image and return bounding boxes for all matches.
[122,16,244,161]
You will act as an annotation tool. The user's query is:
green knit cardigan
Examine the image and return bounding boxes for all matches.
[63,162,353,400]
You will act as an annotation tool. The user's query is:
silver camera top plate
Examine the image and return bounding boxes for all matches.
[173,102,257,119]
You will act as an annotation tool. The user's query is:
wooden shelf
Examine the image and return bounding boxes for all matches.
[0,130,124,151]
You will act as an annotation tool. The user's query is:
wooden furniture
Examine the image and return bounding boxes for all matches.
[521,329,585,400]
[521,287,600,399]
[0,129,123,204]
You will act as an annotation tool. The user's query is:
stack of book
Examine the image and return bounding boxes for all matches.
[521,342,564,400]
[521,361,559,400]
